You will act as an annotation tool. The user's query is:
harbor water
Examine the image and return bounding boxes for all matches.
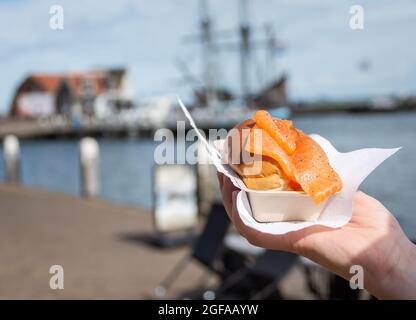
[1,112,415,238]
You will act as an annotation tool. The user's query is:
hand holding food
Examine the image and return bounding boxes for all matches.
[216,109,416,299]
[217,173,416,299]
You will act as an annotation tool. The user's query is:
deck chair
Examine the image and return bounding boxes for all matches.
[214,250,298,299]
[154,203,231,297]
[301,256,364,300]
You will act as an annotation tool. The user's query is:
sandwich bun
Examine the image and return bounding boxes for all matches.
[226,119,292,190]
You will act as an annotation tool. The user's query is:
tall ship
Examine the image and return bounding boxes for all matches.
[171,0,291,128]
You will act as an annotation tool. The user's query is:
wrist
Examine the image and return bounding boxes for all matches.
[371,239,416,299]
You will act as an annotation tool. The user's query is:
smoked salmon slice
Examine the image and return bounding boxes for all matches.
[290,130,342,204]
[245,125,295,181]
[253,110,297,155]
[245,111,342,204]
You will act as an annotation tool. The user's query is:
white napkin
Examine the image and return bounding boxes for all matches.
[178,98,400,235]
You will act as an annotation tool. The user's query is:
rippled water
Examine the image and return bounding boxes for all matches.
[0,112,415,237]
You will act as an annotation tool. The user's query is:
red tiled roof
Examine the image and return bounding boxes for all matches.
[26,71,108,96]
[65,72,107,96]
[28,74,62,92]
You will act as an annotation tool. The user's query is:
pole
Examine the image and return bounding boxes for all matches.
[239,0,250,100]
[79,137,100,198]
[3,135,20,183]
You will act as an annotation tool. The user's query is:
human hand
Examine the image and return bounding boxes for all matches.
[217,172,416,299]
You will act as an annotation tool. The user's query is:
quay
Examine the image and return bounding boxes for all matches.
[0,118,155,139]
[0,184,204,299]
[0,118,235,140]
[0,184,311,299]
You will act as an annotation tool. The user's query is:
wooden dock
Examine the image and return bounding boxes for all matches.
[0,184,312,299]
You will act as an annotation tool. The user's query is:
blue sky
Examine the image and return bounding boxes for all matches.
[1,0,416,114]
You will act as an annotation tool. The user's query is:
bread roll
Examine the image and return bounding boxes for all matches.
[225,119,292,190]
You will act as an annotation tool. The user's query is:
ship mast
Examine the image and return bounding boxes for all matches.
[239,0,250,100]
[182,0,285,105]
[199,0,217,106]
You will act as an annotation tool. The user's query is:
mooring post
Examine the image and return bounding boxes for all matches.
[3,135,20,183]
[79,137,100,198]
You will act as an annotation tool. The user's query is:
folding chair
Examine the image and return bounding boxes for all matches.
[301,257,364,300]
[214,250,298,299]
[154,203,231,297]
